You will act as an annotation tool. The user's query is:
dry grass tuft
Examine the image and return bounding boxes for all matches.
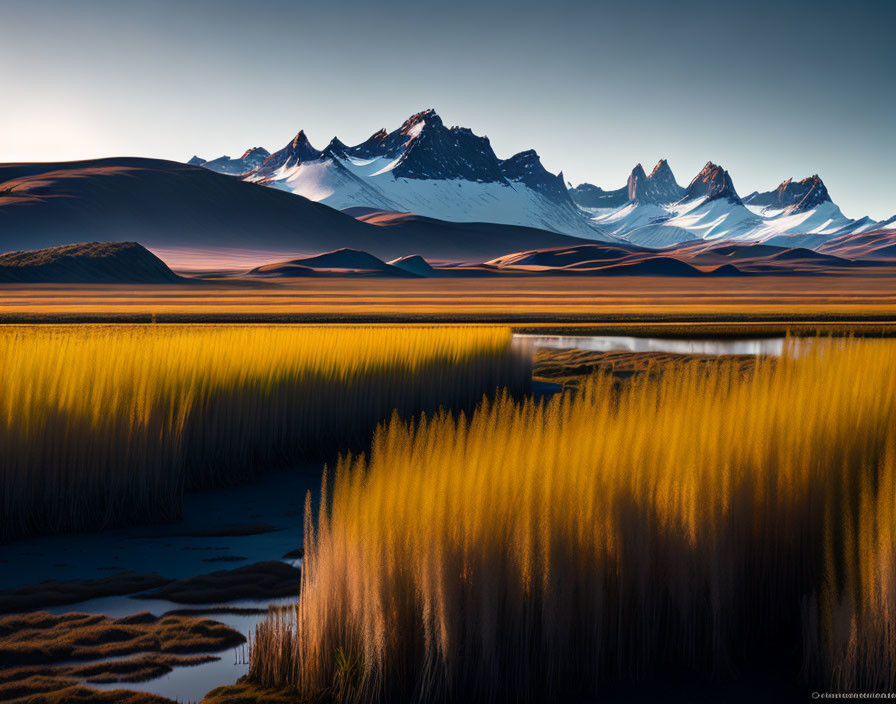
[0,610,241,703]
[252,339,896,700]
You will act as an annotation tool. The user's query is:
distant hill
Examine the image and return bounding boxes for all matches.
[388,255,436,277]
[0,158,591,262]
[0,242,180,283]
[246,248,417,278]
[814,229,896,260]
[486,244,716,277]
[667,240,889,272]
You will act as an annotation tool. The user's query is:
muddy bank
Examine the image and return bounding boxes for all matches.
[534,348,768,388]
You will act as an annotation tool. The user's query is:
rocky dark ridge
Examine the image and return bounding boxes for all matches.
[389,111,507,182]
[239,146,270,167]
[348,110,439,160]
[683,162,741,203]
[257,131,322,175]
[322,137,350,159]
[500,150,571,204]
[646,159,685,202]
[626,164,650,202]
[194,146,271,176]
[571,159,684,209]
[349,128,390,159]
[743,175,831,212]
[568,183,629,209]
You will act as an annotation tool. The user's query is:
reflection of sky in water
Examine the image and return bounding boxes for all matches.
[517,335,788,357]
[80,595,297,702]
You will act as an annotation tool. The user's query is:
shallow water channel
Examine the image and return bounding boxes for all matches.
[517,333,787,357]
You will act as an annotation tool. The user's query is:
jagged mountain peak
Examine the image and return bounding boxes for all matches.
[349,112,443,161]
[743,174,832,212]
[239,146,270,161]
[505,149,542,166]
[390,111,505,183]
[399,109,443,136]
[187,155,205,166]
[626,164,649,202]
[626,160,684,204]
[257,130,322,174]
[349,129,390,159]
[649,159,673,180]
[684,162,741,203]
[323,137,350,159]
[289,130,318,154]
[780,174,830,210]
[500,150,570,204]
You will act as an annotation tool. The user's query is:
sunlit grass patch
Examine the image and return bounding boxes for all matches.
[0,325,529,542]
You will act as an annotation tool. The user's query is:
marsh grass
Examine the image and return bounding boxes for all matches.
[0,325,529,542]
[252,339,896,701]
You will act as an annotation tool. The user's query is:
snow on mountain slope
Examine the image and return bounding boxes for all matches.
[748,201,856,240]
[587,163,759,246]
[662,194,759,240]
[220,109,612,240]
[262,157,404,212]
[582,162,891,247]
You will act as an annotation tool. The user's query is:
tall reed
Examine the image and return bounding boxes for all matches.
[0,325,529,542]
[252,339,896,700]
[803,441,896,691]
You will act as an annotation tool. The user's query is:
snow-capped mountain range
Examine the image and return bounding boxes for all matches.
[576,161,895,248]
[189,109,895,248]
[192,110,599,239]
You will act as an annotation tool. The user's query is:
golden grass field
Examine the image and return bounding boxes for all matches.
[251,338,896,700]
[0,325,529,542]
[0,277,895,333]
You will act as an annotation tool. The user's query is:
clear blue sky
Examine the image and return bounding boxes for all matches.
[2,0,894,218]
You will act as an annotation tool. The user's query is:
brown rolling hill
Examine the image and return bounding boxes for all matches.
[665,240,894,273]
[814,230,896,260]
[0,159,593,263]
[0,242,181,283]
[485,243,733,276]
[246,248,418,278]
